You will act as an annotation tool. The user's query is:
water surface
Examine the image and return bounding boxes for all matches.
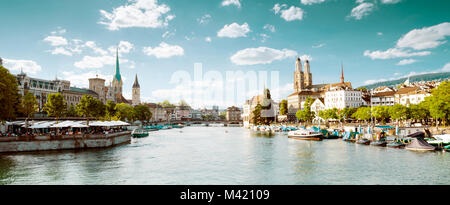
[0,126,449,185]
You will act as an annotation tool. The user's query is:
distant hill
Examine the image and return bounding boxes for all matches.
[359,72,450,90]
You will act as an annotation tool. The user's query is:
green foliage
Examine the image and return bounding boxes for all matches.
[133,104,152,122]
[409,103,429,122]
[422,81,450,125]
[219,111,226,120]
[373,106,390,124]
[252,104,262,125]
[105,100,117,117]
[159,100,175,108]
[0,65,20,122]
[19,92,38,118]
[296,97,315,122]
[65,105,79,117]
[44,93,67,119]
[279,99,288,115]
[76,95,104,123]
[178,99,189,107]
[342,107,357,119]
[388,104,409,122]
[352,107,371,122]
[114,103,134,121]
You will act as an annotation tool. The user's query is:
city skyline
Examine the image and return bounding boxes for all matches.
[1,0,449,108]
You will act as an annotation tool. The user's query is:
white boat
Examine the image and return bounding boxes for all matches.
[288,129,323,141]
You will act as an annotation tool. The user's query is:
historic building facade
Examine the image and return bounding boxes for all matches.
[226,106,241,121]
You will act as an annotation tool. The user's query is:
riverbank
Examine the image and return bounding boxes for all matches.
[0,131,131,153]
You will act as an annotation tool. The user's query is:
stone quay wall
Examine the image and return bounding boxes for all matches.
[0,131,131,153]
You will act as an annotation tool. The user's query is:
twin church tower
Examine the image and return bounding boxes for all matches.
[293,57,312,92]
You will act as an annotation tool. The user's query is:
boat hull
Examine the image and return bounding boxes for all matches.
[370,141,387,147]
[132,133,149,138]
[356,139,370,145]
[288,135,323,141]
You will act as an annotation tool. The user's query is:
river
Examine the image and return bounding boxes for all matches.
[0,126,449,185]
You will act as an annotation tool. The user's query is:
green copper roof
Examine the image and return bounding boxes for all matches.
[114,47,121,82]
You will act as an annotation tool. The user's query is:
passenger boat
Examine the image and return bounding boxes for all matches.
[356,138,370,145]
[287,129,323,141]
[444,145,450,152]
[131,128,149,138]
[405,132,436,152]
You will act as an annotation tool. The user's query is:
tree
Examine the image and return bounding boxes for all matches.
[44,93,67,120]
[252,104,262,125]
[65,105,79,117]
[0,65,20,123]
[279,99,288,115]
[114,103,134,121]
[133,104,152,122]
[76,95,100,125]
[296,97,315,123]
[178,99,189,107]
[352,107,371,123]
[422,81,450,126]
[105,100,117,118]
[342,107,357,121]
[219,111,226,121]
[373,106,390,124]
[19,92,38,119]
[409,103,429,124]
[389,104,409,125]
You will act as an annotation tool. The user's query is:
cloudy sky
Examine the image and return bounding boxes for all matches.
[1,0,449,108]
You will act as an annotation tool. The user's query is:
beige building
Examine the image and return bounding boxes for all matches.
[395,87,430,106]
[144,103,167,122]
[132,74,141,106]
[226,106,241,121]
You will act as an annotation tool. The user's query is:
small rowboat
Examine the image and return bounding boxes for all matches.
[356,139,370,145]
[370,140,387,147]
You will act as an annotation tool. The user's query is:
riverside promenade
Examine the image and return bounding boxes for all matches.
[0,131,131,153]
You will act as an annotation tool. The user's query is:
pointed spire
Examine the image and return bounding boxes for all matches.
[295,57,302,72]
[114,45,121,82]
[341,62,344,84]
[133,74,140,88]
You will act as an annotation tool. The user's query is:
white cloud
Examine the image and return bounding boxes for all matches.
[43,36,68,46]
[364,78,388,85]
[197,14,211,24]
[217,22,250,38]
[263,24,275,33]
[363,48,431,60]
[274,5,305,21]
[349,2,374,20]
[221,0,241,8]
[396,59,417,66]
[377,32,383,36]
[260,34,270,43]
[74,55,116,69]
[50,47,73,56]
[142,42,184,58]
[380,0,401,4]
[442,63,450,72]
[312,43,325,48]
[301,0,326,5]
[299,55,313,61]
[99,0,175,30]
[60,71,112,88]
[396,22,450,50]
[230,47,298,65]
[50,27,66,35]
[84,41,108,55]
[3,59,42,74]
[162,31,175,38]
[205,37,212,42]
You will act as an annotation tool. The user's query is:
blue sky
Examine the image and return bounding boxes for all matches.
[1,0,449,108]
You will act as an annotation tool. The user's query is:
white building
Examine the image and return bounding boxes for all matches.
[325,88,363,109]
[371,91,395,106]
[395,87,430,106]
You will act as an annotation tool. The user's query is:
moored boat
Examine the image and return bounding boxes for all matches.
[288,129,323,141]
[386,141,405,148]
[356,138,370,145]
[370,140,387,147]
[405,132,436,152]
[131,128,149,138]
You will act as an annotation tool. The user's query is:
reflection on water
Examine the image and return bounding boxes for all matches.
[0,127,449,185]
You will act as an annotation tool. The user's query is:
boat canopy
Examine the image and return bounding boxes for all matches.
[406,131,425,138]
